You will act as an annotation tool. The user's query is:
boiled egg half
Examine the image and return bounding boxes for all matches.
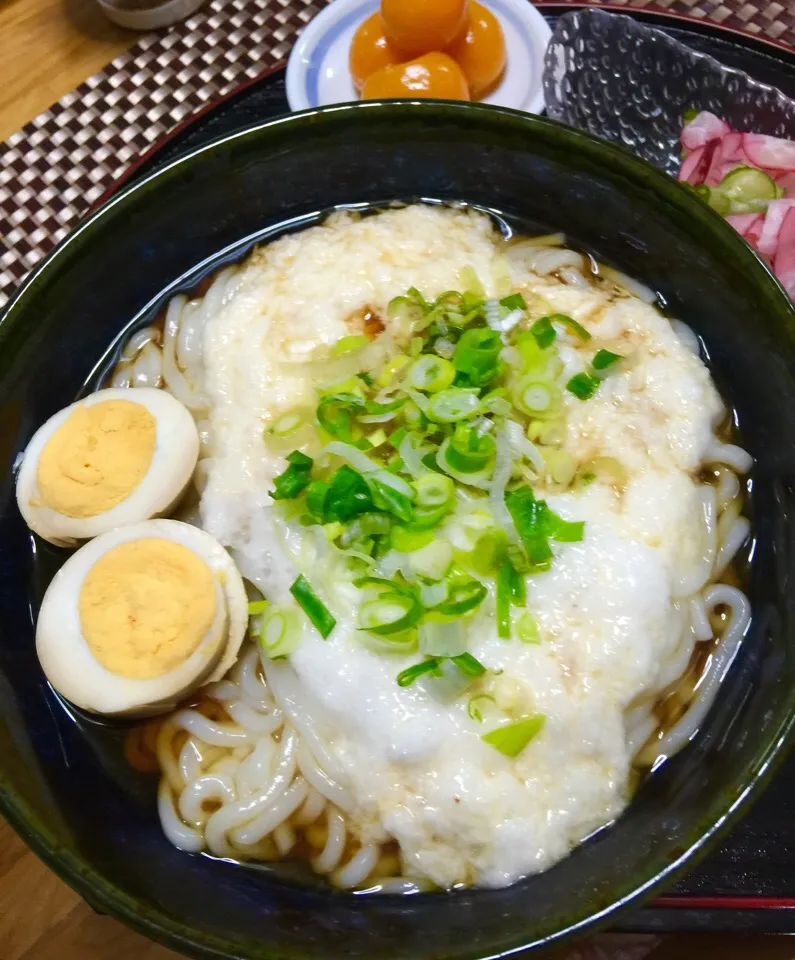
[16,387,199,546]
[37,519,248,717]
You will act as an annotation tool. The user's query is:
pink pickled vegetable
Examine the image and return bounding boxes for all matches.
[679,111,795,298]
[742,133,795,172]
[681,112,730,150]
[774,208,795,297]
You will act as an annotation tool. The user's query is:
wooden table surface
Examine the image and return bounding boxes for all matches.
[1,0,794,957]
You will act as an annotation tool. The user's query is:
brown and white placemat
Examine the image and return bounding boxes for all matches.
[0,0,792,308]
[0,0,331,308]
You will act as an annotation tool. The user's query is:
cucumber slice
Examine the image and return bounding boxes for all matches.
[710,165,778,215]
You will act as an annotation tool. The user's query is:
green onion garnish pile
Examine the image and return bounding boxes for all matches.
[252,281,624,756]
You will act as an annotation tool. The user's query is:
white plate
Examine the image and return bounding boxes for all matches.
[286,0,552,114]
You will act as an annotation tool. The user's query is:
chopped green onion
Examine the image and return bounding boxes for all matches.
[390,526,435,553]
[515,378,563,419]
[500,293,526,312]
[333,334,369,356]
[290,575,336,639]
[247,600,270,616]
[552,314,591,341]
[419,580,449,608]
[407,355,456,393]
[387,295,427,331]
[459,266,485,298]
[426,388,482,423]
[269,410,305,438]
[517,611,541,644]
[508,563,526,607]
[397,658,442,687]
[443,423,496,474]
[504,486,553,568]
[413,473,454,509]
[369,477,414,523]
[530,317,556,349]
[316,393,365,443]
[566,372,600,400]
[419,620,466,657]
[481,714,546,757]
[467,694,497,722]
[496,561,513,639]
[357,585,423,636]
[592,349,623,371]
[323,466,374,522]
[436,578,488,617]
[542,508,585,543]
[271,450,313,500]
[451,652,486,677]
[364,396,406,415]
[409,539,453,580]
[305,479,330,520]
[258,607,301,659]
[454,327,502,386]
[339,513,392,547]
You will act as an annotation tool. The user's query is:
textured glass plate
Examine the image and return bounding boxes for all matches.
[543,8,795,174]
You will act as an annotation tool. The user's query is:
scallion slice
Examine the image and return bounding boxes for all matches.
[500,292,527,312]
[530,317,556,349]
[413,472,454,509]
[496,561,513,639]
[517,611,541,644]
[552,314,591,341]
[247,599,270,616]
[467,693,497,722]
[481,714,546,757]
[316,393,365,443]
[269,410,306,438]
[333,334,369,356]
[592,348,623,371]
[357,588,423,636]
[443,424,497,474]
[408,539,453,580]
[436,578,488,617]
[454,327,502,387]
[566,372,600,400]
[397,658,442,687]
[515,379,563,419]
[390,526,435,553]
[290,574,336,639]
[258,607,301,659]
[451,652,486,677]
[271,450,313,500]
[426,388,482,423]
[407,355,456,393]
[419,620,467,657]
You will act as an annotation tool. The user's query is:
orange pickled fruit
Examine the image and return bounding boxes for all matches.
[349,13,404,93]
[447,1,506,98]
[361,52,470,101]
[381,0,469,56]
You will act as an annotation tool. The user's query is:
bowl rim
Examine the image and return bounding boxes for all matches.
[2,99,795,959]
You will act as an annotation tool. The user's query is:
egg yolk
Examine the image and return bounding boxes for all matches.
[36,400,156,518]
[381,0,468,56]
[79,538,218,680]
[349,13,404,93]
[446,1,506,99]
[362,52,470,102]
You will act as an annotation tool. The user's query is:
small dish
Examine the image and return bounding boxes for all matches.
[543,8,795,175]
[285,0,552,113]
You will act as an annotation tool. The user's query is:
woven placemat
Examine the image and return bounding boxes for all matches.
[0,0,792,308]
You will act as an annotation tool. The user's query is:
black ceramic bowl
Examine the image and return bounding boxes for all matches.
[1,102,794,959]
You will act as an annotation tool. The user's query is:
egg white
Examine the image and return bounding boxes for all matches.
[36,519,248,717]
[16,387,200,546]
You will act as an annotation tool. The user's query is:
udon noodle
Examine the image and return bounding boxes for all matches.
[115,212,752,891]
